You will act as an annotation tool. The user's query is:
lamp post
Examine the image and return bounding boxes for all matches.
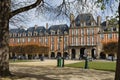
[62,28,66,67]
[84,49,88,69]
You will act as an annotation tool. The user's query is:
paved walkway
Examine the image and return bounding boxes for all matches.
[1,60,115,80]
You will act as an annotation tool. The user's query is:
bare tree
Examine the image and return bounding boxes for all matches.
[115,2,120,80]
[0,0,119,79]
[0,0,43,76]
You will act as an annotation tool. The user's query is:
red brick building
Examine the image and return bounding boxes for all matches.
[9,13,118,60]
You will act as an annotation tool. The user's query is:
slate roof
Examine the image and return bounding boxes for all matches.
[27,26,46,34]
[48,24,69,34]
[10,29,19,33]
[75,13,96,26]
[100,20,119,32]
[10,24,69,36]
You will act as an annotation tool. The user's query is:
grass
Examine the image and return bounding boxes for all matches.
[65,61,116,72]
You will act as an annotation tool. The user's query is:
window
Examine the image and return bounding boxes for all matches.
[116,28,119,32]
[22,38,25,43]
[64,43,67,50]
[87,29,90,35]
[45,38,48,44]
[28,38,31,42]
[91,28,94,34]
[51,37,54,42]
[34,32,38,36]
[9,33,12,37]
[81,29,84,36]
[17,38,20,43]
[87,36,90,45]
[51,31,55,35]
[23,33,26,36]
[65,37,67,42]
[117,34,119,38]
[58,43,60,50]
[108,34,112,39]
[76,37,78,45]
[92,36,94,45]
[80,23,83,26]
[51,44,54,50]
[72,37,74,45]
[57,29,60,34]
[13,33,16,37]
[28,32,32,36]
[76,29,78,35]
[91,22,94,26]
[100,34,104,39]
[83,22,86,26]
[81,37,84,45]
[72,29,74,35]
[13,39,15,43]
[34,38,36,42]
[58,38,60,42]
[39,38,43,43]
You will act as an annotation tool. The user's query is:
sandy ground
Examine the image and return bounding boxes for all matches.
[0,60,115,80]
[10,59,81,67]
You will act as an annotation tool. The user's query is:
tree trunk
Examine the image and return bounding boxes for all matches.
[115,2,120,80]
[0,0,11,76]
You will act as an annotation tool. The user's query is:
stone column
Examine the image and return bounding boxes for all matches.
[69,49,72,59]
[36,54,39,59]
[55,52,57,58]
[48,52,51,59]
[86,48,92,58]
[25,54,28,59]
[76,49,80,59]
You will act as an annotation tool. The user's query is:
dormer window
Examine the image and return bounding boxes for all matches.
[34,31,38,36]
[22,33,26,36]
[57,29,60,35]
[51,30,55,35]
[19,33,22,37]
[91,22,94,26]
[17,33,21,37]
[9,33,12,37]
[64,31,68,34]
[13,33,16,37]
[80,23,83,27]
[28,32,32,36]
[39,32,43,35]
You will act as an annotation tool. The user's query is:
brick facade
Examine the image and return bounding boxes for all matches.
[9,13,118,60]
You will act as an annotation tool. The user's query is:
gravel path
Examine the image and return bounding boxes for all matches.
[0,60,115,80]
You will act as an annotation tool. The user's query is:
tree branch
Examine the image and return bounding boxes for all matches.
[10,0,43,19]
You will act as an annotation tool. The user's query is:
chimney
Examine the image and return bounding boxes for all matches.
[46,23,48,29]
[97,16,101,26]
[106,16,109,27]
[34,25,38,30]
[70,13,74,23]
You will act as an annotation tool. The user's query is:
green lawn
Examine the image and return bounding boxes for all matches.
[65,61,116,72]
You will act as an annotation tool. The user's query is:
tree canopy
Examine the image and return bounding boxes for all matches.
[103,42,118,54]
[10,45,49,55]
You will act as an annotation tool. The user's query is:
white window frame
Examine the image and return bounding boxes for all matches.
[28,38,31,42]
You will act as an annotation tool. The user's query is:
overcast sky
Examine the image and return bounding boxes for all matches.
[10,0,119,29]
